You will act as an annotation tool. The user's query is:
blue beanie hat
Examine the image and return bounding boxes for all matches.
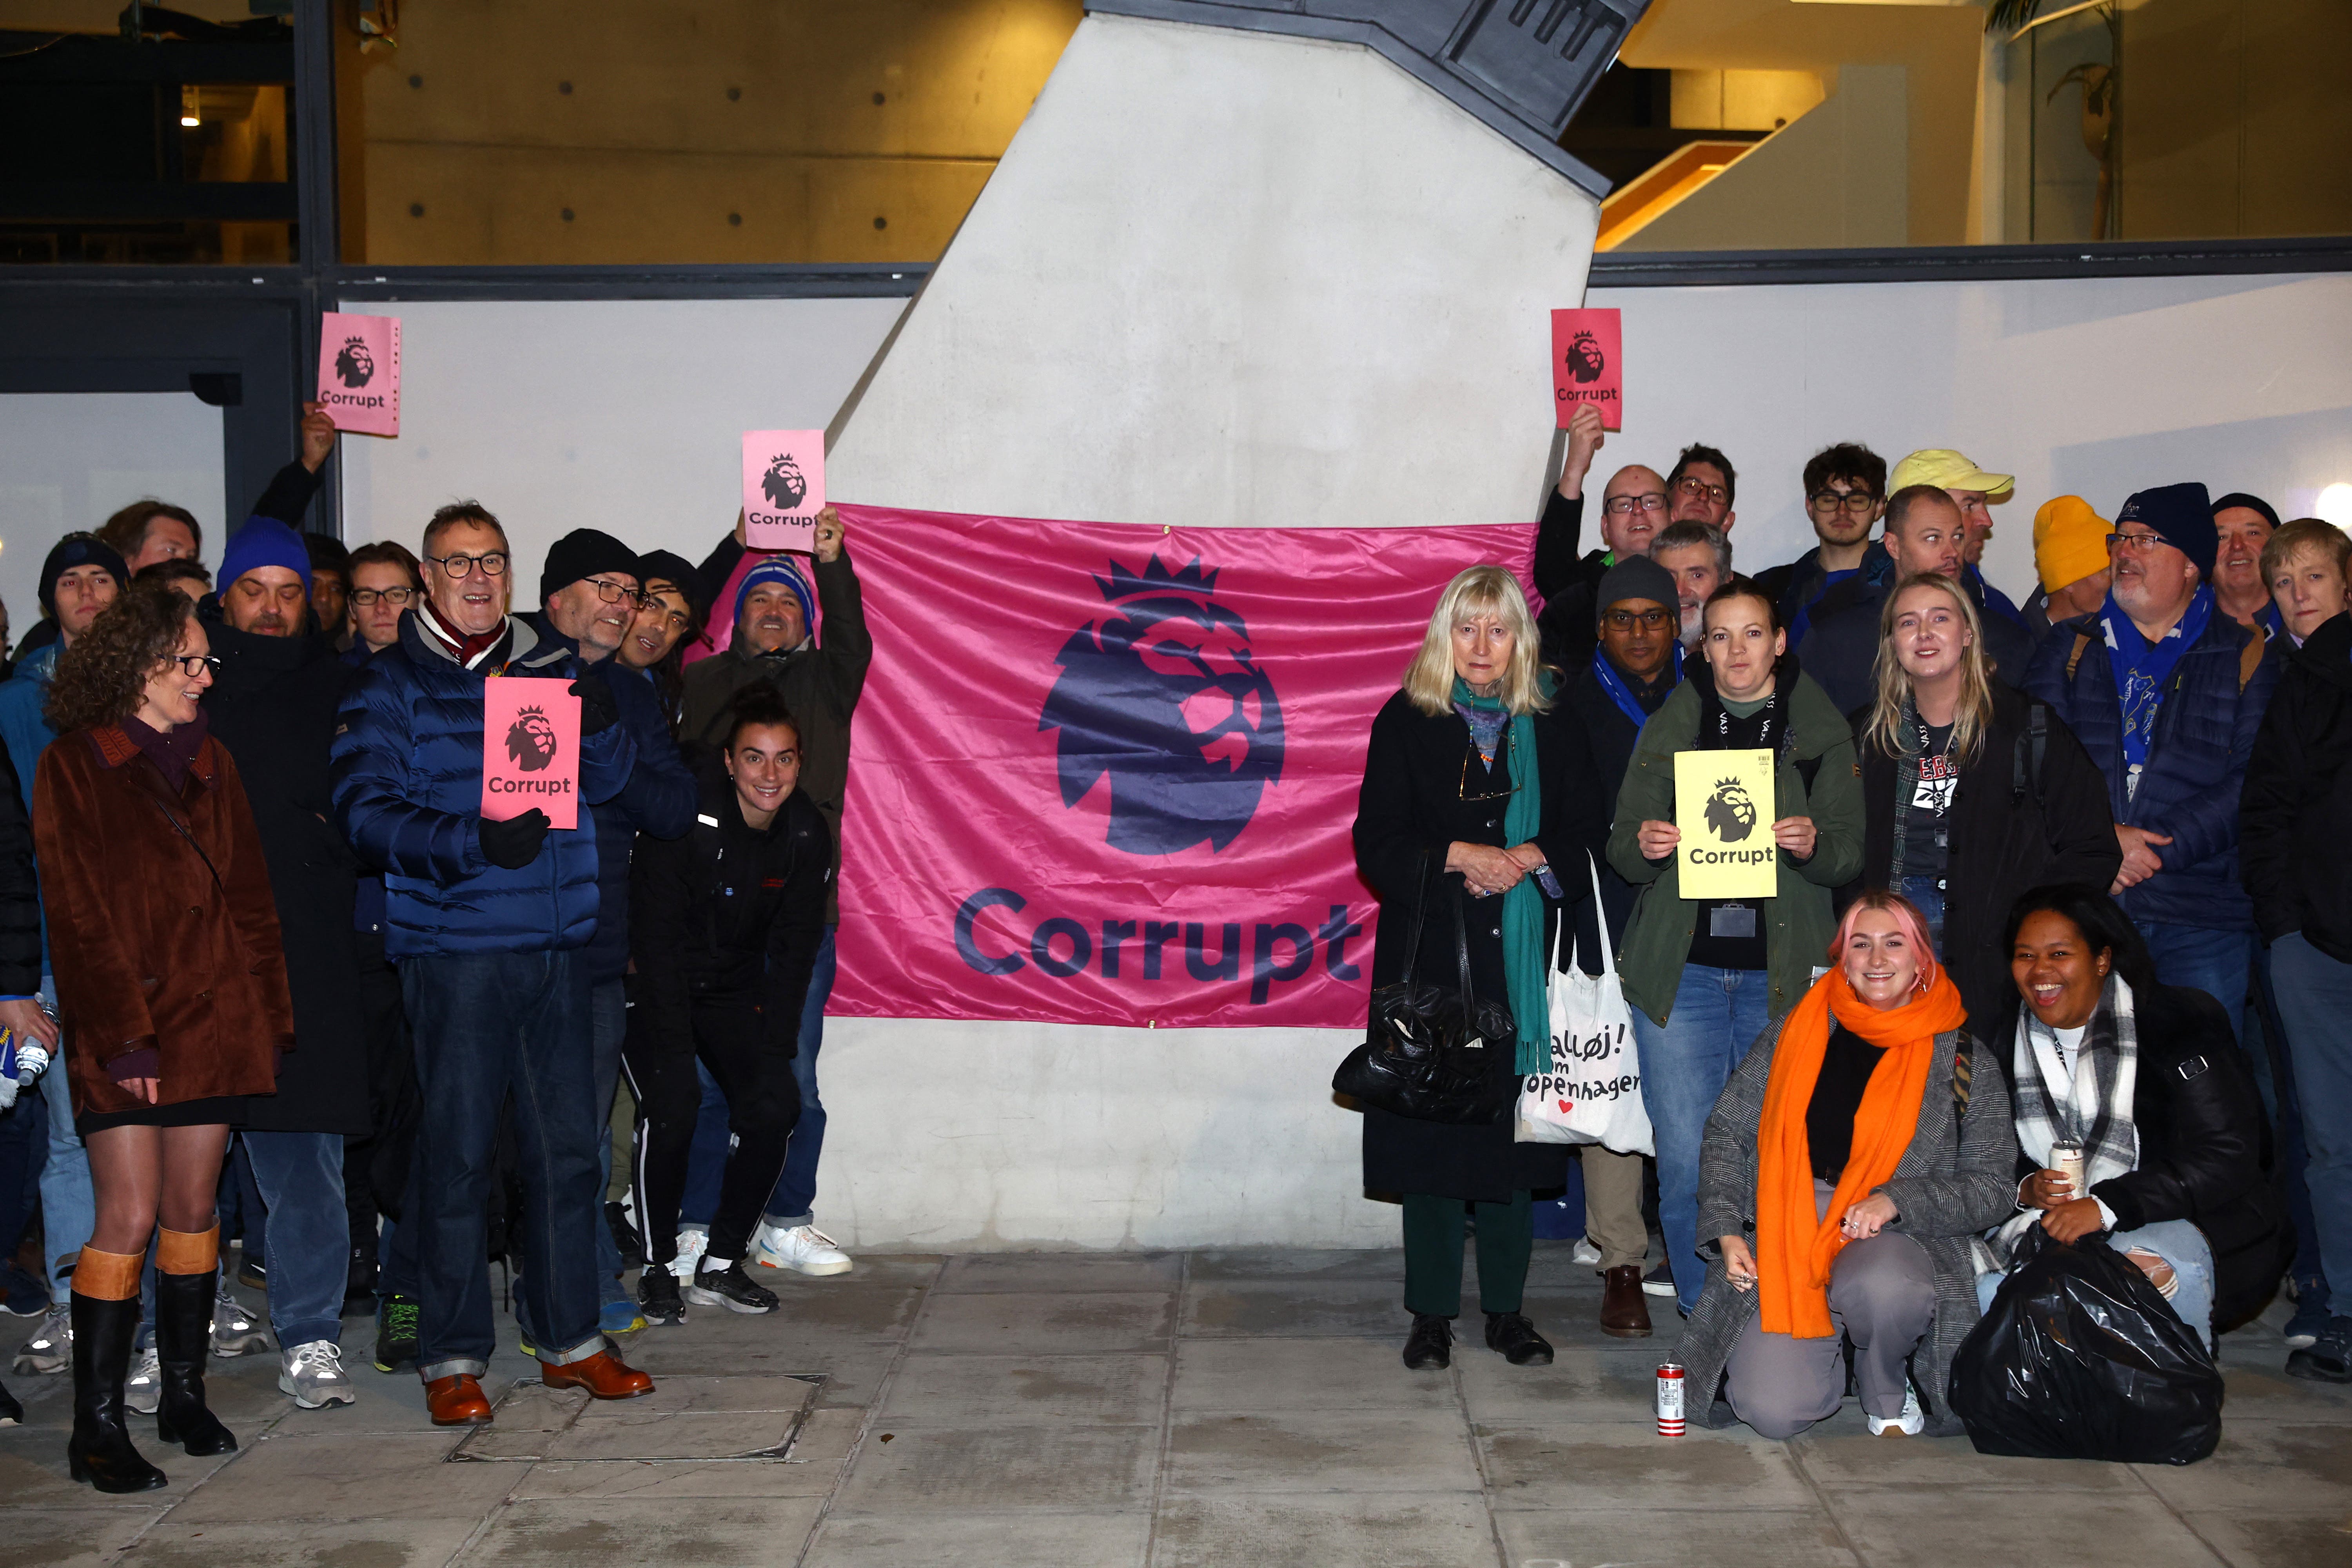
[733,557,815,647]
[218,516,314,597]
[2115,482,2216,581]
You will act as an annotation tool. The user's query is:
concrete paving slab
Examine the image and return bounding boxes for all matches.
[4,1507,167,1568]
[752,1253,944,1289]
[162,1428,508,1523]
[1185,1248,1405,1281]
[908,1290,1176,1355]
[125,1515,483,1568]
[807,1508,1151,1567]
[536,1410,799,1461]
[1793,1420,2145,1492]
[0,1432,243,1508]
[508,1456,837,1501]
[1452,1345,1659,1425]
[1162,1408,1483,1497]
[830,1422,1160,1513]
[1180,1279,1405,1339]
[2178,1510,2352,1568]
[1494,1506,1860,1567]
[878,1351,1170,1425]
[1171,1336,1455,1413]
[452,1495,824,1566]
[935,1252,1184,1294]
[1477,1421,1815,1510]
[2210,1353,2352,1423]
[1825,1491,2229,1568]
[1151,1489,1496,1568]
[2131,1423,2352,1513]
[568,1373,819,1416]
[722,1281,927,1335]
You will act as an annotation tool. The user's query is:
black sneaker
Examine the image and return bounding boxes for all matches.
[1402,1313,1452,1370]
[607,1202,646,1271]
[373,1293,420,1373]
[682,1261,778,1316]
[2287,1315,2352,1383]
[236,1255,268,1291]
[638,1269,686,1327]
[1484,1311,1554,1366]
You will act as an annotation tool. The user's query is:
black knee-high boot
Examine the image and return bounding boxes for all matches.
[154,1271,236,1456]
[67,1292,168,1493]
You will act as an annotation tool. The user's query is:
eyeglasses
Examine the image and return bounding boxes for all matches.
[173,655,223,678]
[1459,732,1521,802]
[349,586,416,608]
[425,551,509,579]
[1675,476,1729,505]
[1809,490,1877,514]
[583,577,646,606]
[2106,530,2170,555]
[1602,607,1672,631]
[1602,493,1668,515]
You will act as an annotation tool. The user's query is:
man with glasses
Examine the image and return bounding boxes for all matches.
[1664,444,1736,532]
[523,531,696,1327]
[344,542,423,659]
[1531,405,1670,671]
[1889,449,2026,628]
[332,502,656,1428]
[2027,481,2279,1049]
[1758,444,1884,645]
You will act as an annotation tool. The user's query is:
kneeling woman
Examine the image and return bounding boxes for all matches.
[1982,886,2287,1342]
[1677,894,2016,1439]
[626,686,830,1321]
[1353,565,1606,1371]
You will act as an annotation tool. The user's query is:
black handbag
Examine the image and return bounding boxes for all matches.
[1332,858,1516,1125]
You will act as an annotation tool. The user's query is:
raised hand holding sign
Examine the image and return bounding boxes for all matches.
[1551,307,1622,432]
[316,312,400,437]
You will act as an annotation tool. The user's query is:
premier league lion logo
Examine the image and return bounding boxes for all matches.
[1704,777,1759,842]
[762,453,808,512]
[1564,330,1605,386]
[333,336,375,388]
[1040,556,1285,855]
[506,706,559,773]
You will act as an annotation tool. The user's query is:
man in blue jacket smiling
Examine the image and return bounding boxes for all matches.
[330,501,655,1427]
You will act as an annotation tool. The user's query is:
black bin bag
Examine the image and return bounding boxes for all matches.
[1950,1227,2223,1465]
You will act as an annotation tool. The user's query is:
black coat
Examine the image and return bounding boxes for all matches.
[1557,655,1677,968]
[1850,684,2121,1026]
[1996,984,2290,1331]
[2241,612,2352,961]
[1530,489,1608,675]
[200,611,369,1136]
[0,743,36,997]
[1352,690,1606,1202]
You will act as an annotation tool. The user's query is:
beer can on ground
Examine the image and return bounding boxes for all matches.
[1656,1361,1686,1436]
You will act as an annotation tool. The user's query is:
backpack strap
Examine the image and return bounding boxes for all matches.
[2238,625,2266,693]
[1952,1033,1974,1114]
[2065,632,2092,682]
[2011,701,2049,806]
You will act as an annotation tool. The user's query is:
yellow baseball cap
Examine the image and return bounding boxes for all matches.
[1891,449,2016,501]
[2033,495,2112,593]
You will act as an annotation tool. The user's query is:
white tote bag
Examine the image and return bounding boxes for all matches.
[1515,857,1654,1155]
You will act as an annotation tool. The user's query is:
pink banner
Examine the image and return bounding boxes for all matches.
[829,505,1536,1029]
[318,312,400,437]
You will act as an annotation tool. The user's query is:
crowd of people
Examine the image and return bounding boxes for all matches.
[1353,403,2349,1439]
[0,395,2345,1478]
[0,407,869,1488]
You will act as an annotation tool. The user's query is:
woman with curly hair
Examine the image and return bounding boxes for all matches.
[34,577,292,1492]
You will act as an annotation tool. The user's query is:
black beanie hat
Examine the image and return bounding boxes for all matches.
[1594,555,1679,627]
[2115,482,2216,581]
[2210,491,2281,531]
[631,549,705,615]
[38,533,128,617]
[539,528,640,604]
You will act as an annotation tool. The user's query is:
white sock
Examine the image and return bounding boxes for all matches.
[700,1256,736,1273]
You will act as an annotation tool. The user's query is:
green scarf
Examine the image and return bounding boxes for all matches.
[1453,678,1551,1074]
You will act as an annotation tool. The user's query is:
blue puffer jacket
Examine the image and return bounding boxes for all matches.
[0,644,59,973]
[2025,607,2278,931]
[519,614,697,983]
[330,612,637,958]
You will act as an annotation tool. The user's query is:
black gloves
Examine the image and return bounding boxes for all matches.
[572,672,619,736]
[479,809,550,869]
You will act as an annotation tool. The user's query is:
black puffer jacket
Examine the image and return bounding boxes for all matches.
[0,743,36,996]
[2241,611,2352,961]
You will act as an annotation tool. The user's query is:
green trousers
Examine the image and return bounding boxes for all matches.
[1401,1190,1532,1318]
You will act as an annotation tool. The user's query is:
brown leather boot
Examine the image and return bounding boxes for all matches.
[423,1374,494,1427]
[539,1350,652,1401]
[1600,1264,1653,1338]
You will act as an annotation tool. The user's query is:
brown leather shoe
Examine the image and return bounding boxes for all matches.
[539,1350,653,1401]
[1600,1264,1654,1338]
[423,1374,494,1426]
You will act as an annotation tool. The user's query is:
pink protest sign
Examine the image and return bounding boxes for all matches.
[1552,308,1622,431]
[317,312,401,437]
[742,430,826,552]
[481,677,581,831]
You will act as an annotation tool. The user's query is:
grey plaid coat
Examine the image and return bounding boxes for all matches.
[1679,1013,2021,1438]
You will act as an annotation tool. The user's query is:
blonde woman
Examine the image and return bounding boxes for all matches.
[1352,566,1607,1372]
[1850,573,2118,1026]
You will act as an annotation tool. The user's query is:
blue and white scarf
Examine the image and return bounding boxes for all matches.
[1588,642,1681,730]
[2102,585,2212,789]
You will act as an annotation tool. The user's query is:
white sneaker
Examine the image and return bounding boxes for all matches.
[125,1347,162,1415]
[667,1225,709,1282]
[751,1222,852,1277]
[210,1285,271,1357]
[279,1340,357,1409]
[13,1303,70,1375]
[1569,1235,1602,1267]
[1868,1387,1924,1437]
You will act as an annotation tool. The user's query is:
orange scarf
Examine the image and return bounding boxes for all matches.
[1753,967,1965,1338]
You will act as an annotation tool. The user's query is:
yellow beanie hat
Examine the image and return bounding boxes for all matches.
[2033,495,2112,594]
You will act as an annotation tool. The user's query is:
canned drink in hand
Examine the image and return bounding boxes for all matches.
[2049,1137,2087,1200]
[1656,1361,1686,1436]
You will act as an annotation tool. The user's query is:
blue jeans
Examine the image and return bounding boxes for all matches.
[34,978,93,1306]
[1977,1218,2216,1342]
[764,926,837,1226]
[1630,964,1773,1314]
[1902,877,1947,956]
[401,949,605,1379]
[2253,946,2327,1307]
[588,977,628,1305]
[2271,933,2352,1299]
[2137,921,2254,1062]
[242,1130,348,1348]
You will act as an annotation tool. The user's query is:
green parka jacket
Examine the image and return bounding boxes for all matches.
[1605,657,1864,1026]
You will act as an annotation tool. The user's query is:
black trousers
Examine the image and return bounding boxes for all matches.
[344,929,419,1271]
[623,987,801,1269]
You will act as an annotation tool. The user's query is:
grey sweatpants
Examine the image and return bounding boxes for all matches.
[1724,1179,1935,1440]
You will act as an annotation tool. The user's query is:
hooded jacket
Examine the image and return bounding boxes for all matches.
[330,611,637,958]
[2241,610,2352,960]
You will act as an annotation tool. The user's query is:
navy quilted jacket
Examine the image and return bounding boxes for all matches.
[330,613,637,958]
[2024,609,2278,931]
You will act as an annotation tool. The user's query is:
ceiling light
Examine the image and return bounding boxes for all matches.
[2316,483,2352,530]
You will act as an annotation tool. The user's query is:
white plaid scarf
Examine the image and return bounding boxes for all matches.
[1995,974,2140,1257]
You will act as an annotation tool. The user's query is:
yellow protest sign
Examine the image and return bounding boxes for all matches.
[1674,750,1778,900]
